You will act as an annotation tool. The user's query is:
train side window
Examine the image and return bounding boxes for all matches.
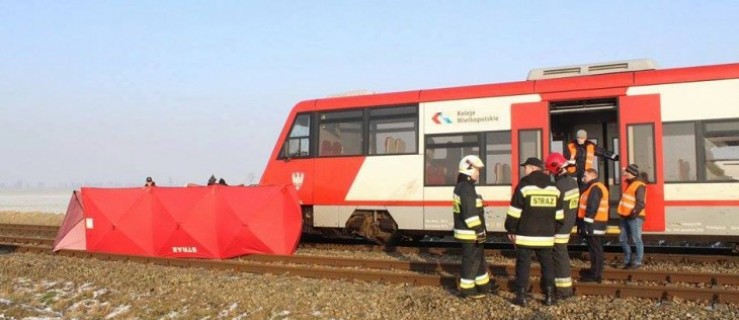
[663,122,698,182]
[626,124,656,183]
[484,131,512,185]
[425,134,479,186]
[369,106,418,155]
[518,130,542,165]
[703,120,739,182]
[318,110,364,157]
[280,113,311,159]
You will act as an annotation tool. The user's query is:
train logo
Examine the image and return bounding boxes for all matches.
[431,112,452,125]
[292,171,305,190]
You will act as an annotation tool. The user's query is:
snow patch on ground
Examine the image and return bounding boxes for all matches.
[104,305,131,319]
[218,302,239,317]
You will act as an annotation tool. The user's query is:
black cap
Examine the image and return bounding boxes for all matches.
[520,157,543,168]
[146,177,152,182]
[626,164,639,176]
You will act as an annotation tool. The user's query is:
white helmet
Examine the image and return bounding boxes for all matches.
[458,155,485,176]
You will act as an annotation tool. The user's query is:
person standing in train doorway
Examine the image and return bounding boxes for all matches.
[617,164,648,269]
[563,129,619,191]
[506,157,563,306]
[544,153,579,300]
[577,168,609,283]
[452,155,498,299]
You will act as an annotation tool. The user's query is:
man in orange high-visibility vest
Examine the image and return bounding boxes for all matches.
[563,129,619,190]
[577,168,609,283]
[617,164,647,269]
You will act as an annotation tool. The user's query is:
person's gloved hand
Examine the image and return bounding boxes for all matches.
[613,154,620,161]
[566,160,576,166]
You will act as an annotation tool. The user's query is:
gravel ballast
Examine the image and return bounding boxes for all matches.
[1,251,736,319]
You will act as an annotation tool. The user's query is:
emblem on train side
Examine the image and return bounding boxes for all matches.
[431,112,453,124]
[292,171,305,190]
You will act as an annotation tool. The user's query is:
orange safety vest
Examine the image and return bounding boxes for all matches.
[566,142,595,174]
[578,182,609,222]
[617,180,647,218]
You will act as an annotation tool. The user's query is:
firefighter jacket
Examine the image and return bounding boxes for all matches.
[577,180,609,235]
[554,174,580,244]
[505,170,564,247]
[617,179,647,219]
[453,178,486,242]
[564,140,618,176]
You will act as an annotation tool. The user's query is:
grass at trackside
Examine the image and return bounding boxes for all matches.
[0,211,64,226]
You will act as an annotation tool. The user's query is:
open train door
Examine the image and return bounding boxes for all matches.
[619,94,665,231]
[511,101,549,182]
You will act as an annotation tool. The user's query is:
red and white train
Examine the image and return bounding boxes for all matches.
[261,59,739,244]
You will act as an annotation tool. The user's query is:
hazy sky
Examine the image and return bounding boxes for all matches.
[1,1,737,189]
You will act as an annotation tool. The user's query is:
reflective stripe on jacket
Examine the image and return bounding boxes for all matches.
[453,179,486,242]
[555,174,579,244]
[505,170,564,248]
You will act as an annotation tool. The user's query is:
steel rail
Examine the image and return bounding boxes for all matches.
[0,235,54,246]
[300,243,739,264]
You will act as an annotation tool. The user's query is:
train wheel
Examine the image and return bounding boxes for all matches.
[344,210,398,244]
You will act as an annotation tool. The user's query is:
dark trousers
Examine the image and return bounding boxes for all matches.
[552,243,573,295]
[460,242,490,295]
[585,236,604,279]
[515,246,554,292]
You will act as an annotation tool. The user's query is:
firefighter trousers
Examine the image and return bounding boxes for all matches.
[459,242,491,296]
[515,246,555,292]
[552,243,573,296]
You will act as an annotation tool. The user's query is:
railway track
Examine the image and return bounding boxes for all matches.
[3,233,734,266]
[0,223,59,237]
[2,237,737,304]
[301,242,739,265]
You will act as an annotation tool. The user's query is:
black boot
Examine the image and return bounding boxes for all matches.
[543,286,555,306]
[513,288,528,307]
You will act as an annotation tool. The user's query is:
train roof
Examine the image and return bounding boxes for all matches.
[291,61,739,113]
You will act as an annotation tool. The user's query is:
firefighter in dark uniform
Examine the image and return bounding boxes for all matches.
[453,155,497,298]
[563,129,619,190]
[505,157,563,306]
[544,152,579,299]
[577,168,609,283]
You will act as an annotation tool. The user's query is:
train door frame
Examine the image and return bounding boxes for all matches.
[511,96,666,232]
[511,102,549,182]
[618,94,665,232]
[549,99,621,230]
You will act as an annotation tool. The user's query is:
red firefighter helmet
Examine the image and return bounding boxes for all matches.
[545,152,567,174]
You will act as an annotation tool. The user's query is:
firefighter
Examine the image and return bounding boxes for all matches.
[453,155,497,298]
[544,152,579,299]
[577,168,609,283]
[563,129,619,190]
[617,164,647,269]
[506,157,563,306]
